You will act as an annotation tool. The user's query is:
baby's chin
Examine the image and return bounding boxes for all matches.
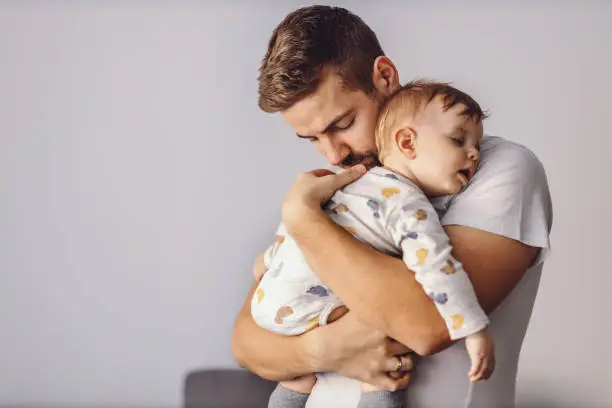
[446,182,467,195]
[428,182,462,197]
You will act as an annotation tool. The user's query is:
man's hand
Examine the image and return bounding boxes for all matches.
[311,312,414,391]
[281,165,366,231]
[232,282,413,389]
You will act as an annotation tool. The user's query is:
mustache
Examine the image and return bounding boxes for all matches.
[341,152,380,168]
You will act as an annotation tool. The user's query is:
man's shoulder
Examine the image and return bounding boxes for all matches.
[481,135,543,165]
[465,135,550,195]
[443,135,553,243]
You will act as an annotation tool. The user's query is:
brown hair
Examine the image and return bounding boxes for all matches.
[257,5,385,113]
[375,80,489,159]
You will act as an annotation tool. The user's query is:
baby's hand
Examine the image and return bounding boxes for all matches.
[465,328,495,382]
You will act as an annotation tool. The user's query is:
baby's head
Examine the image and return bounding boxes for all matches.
[375,80,488,197]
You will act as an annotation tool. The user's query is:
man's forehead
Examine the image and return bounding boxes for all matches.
[281,73,354,134]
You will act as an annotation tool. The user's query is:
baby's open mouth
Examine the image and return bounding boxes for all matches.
[457,167,473,185]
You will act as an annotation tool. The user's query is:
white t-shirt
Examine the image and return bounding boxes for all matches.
[305,136,553,408]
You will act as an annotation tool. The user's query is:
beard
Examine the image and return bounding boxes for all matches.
[340,152,380,169]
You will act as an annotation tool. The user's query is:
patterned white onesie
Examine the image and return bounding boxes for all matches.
[251,166,489,340]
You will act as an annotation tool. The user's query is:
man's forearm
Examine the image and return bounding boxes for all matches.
[288,207,450,355]
[286,207,538,355]
[231,283,320,381]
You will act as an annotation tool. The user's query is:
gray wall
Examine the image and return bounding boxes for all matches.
[1,1,609,407]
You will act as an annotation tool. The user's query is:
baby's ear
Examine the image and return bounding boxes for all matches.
[395,127,417,159]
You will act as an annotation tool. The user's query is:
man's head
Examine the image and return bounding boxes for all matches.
[375,80,488,196]
[258,5,399,168]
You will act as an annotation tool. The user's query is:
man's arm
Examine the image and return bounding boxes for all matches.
[232,249,413,388]
[231,280,318,381]
[287,206,538,354]
[286,207,537,355]
[281,142,550,355]
[445,225,540,320]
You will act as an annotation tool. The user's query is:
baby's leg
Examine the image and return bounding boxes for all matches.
[331,306,404,407]
[357,383,405,408]
[267,306,347,408]
[268,374,317,408]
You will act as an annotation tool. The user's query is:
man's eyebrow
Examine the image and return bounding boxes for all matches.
[296,109,353,139]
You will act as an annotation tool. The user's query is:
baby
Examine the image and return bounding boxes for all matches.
[252,80,495,408]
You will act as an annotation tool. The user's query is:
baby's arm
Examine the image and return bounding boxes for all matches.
[385,190,494,380]
[385,192,488,338]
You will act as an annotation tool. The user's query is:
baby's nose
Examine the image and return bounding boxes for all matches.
[468,149,480,162]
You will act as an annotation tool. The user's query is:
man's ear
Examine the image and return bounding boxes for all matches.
[395,127,417,159]
[372,56,400,97]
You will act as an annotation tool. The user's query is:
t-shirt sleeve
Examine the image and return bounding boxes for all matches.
[441,138,553,264]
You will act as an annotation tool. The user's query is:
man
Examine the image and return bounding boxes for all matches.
[231,5,552,407]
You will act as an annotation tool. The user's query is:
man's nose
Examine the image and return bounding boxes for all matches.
[323,140,349,166]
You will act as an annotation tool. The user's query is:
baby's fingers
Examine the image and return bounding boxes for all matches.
[470,356,495,382]
[481,355,496,381]
[468,354,484,380]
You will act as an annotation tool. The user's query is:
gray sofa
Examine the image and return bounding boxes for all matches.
[183,369,563,408]
[184,368,276,408]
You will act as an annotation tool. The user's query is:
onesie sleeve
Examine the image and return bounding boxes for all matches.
[385,189,489,339]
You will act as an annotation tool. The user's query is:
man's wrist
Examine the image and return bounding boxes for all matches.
[300,330,324,373]
[300,325,338,373]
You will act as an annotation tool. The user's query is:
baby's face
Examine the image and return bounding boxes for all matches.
[408,99,483,197]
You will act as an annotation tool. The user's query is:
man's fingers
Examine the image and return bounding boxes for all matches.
[371,375,400,392]
[332,165,366,189]
[310,168,336,177]
[371,372,412,392]
[395,373,412,390]
[387,339,411,356]
[384,355,414,373]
